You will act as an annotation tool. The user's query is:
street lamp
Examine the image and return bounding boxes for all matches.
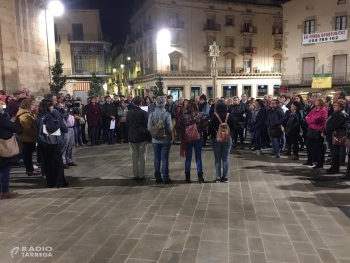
[127,57,131,61]
[209,41,220,99]
[121,64,125,69]
[48,1,64,16]
[113,68,117,73]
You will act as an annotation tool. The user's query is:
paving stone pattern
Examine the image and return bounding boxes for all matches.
[1,143,350,263]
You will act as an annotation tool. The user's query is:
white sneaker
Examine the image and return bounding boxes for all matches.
[252,150,257,154]
[257,150,262,155]
[33,165,38,170]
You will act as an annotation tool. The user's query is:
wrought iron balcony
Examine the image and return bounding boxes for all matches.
[166,20,185,29]
[241,26,257,34]
[242,47,257,54]
[204,23,221,31]
[68,33,111,43]
[273,27,283,34]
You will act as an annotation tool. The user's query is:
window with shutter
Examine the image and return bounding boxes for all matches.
[302,57,315,83]
[304,20,315,34]
[333,55,347,82]
[170,57,179,73]
[336,16,347,30]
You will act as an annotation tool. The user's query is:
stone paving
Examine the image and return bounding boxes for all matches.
[1,142,350,263]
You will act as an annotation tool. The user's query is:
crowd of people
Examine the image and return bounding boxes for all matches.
[1,88,350,199]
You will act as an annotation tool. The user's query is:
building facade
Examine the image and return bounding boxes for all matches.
[282,0,350,94]
[113,0,284,99]
[0,0,56,95]
[54,9,112,102]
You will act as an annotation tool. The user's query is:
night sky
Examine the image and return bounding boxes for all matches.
[61,0,135,46]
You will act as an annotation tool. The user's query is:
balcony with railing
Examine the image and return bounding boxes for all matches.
[144,68,154,75]
[61,68,112,76]
[242,47,257,55]
[204,23,221,31]
[241,26,257,34]
[166,20,185,29]
[68,33,111,43]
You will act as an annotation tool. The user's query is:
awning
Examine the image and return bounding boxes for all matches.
[61,83,90,92]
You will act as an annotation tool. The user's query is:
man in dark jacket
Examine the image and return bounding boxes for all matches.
[165,95,178,144]
[265,99,285,158]
[8,91,22,118]
[126,96,149,180]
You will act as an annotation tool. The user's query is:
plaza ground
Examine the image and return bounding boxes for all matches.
[1,143,350,263]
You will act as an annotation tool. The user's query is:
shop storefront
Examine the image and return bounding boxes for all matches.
[168,86,183,101]
[223,85,237,98]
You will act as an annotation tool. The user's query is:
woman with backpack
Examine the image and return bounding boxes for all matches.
[148,96,173,184]
[36,100,68,188]
[208,100,234,182]
[176,99,208,184]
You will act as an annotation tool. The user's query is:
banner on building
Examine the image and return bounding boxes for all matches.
[302,30,348,45]
[312,74,332,89]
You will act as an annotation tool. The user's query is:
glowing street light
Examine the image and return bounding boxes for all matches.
[121,64,125,68]
[157,29,171,48]
[127,57,131,61]
[113,68,117,73]
[48,1,64,16]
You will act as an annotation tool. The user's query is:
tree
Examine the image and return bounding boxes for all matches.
[153,75,164,97]
[88,72,102,98]
[48,60,67,94]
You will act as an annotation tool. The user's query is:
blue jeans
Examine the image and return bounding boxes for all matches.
[0,164,11,193]
[211,139,232,178]
[281,131,286,149]
[185,138,203,174]
[74,125,82,144]
[250,132,256,148]
[254,130,262,151]
[152,143,171,179]
[270,136,281,156]
[107,129,114,139]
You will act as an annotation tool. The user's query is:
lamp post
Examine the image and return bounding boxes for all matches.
[209,41,220,99]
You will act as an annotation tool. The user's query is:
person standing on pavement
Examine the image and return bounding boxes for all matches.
[250,99,266,155]
[126,96,149,181]
[148,96,173,184]
[198,94,210,147]
[284,102,301,160]
[165,95,178,145]
[0,103,18,199]
[16,99,41,176]
[117,98,128,144]
[102,96,117,145]
[86,97,103,146]
[176,99,208,184]
[209,100,234,182]
[265,99,285,158]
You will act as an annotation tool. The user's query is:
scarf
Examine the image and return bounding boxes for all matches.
[198,101,207,113]
[252,107,260,122]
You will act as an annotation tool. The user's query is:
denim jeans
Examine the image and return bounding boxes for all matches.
[254,130,262,151]
[107,129,114,139]
[185,138,203,174]
[74,125,82,144]
[281,131,286,149]
[270,135,281,157]
[0,164,11,193]
[250,132,256,148]
[211,139,232,178]
[152,143,171,179]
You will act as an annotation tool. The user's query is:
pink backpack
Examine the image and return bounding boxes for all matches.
[184,114,201,142]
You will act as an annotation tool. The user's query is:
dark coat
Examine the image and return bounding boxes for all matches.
[250,108,266,132]
[36,109,68,134]
[208,111,235,139]
[0,111,17,140]
[8,99,20,118]
[126,107,149,143]
[323,110,348,136]
[86,103,103,127]
[229,104,246,130]
[265,107,285,128]
[165,102,178,119]
[102,103,117,127]
[284,112,301,136]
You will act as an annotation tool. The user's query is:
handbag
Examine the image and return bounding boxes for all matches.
[269,125,282,138]
[79,117,86,125]
[0,134,19,157]
[38,116,63,145]
[332,130,347,146]
[307,128,321,139]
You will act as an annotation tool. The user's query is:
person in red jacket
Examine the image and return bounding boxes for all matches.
[303,97,328,169]
[86,97,103,146]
